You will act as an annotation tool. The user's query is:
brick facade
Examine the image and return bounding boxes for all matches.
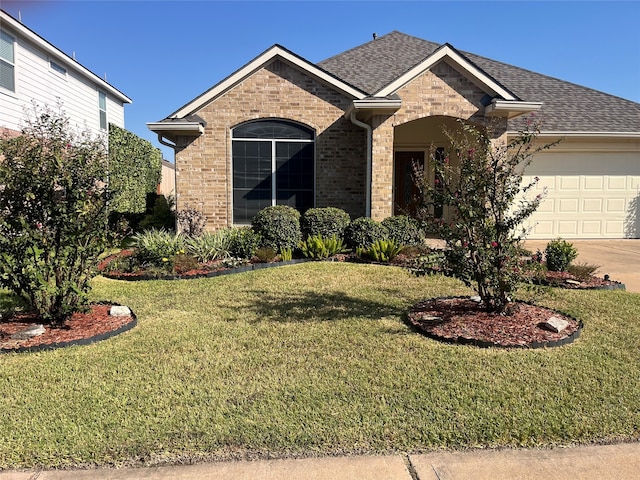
[175,60,366,230]
[176,58,505,229]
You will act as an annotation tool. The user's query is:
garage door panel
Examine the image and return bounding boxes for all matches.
[580,221,602,235]
[523,150,638,239]
[606,198,626,213]
[607,177,627,190]
[582,198,603,213]
[559,177,580,190]
[584,177,603,190]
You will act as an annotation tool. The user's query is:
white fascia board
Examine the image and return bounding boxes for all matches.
[1,11,132,104]
[376,45,517,100]
[485,100,543,117]
[170,45,366,119]
[513,131,640,139]
[351,98,403,110]
[146,121,205,135]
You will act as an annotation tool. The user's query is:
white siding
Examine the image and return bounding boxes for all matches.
[0,18,127,138]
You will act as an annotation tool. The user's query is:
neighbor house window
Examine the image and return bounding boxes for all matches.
[0,30,15,92]
[49,59,67,76]
[98,91,107,130]
[232,119,315,223]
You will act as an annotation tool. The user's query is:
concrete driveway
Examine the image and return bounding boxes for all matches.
[524,239,640,293]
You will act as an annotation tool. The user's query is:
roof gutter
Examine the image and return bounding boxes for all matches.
[484,99,543,118]
[348,112,372,217]
[146,121,205,150]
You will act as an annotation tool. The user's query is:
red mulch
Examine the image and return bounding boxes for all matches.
[0,304,133,351]
[540,271,622,289]
[407,297,580,348]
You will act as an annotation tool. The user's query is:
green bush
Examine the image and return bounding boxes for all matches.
[381,215,423,246]
[255,246,277,263]
[359,239,403,263]
[567,262,600,281]
[228,227,261,259]
[344,217,388,249]
[545,238,578,272]
[301,207,351,240]
[299,235,347,259]
[132,229,186,266]
[0,106,111,323]
[251,205,301,252]
[138,194,175,231]
[186,230,234,262]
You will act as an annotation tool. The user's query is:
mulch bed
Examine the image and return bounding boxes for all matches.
[537,271,625,290]
[0,304,136,353]
[407,296,582,348]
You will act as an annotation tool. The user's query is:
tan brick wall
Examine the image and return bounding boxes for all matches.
[369,61,506,220]
[175,59,367,230]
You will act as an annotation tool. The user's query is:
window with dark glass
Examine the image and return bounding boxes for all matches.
[232,120,314,223]
[0,30,15,92]
[98,91,107,130]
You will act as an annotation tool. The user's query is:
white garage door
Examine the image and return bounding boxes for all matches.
[522,150,639,239]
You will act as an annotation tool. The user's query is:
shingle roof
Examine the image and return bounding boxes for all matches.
[318,31,640,133]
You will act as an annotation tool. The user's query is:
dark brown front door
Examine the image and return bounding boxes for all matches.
[394,151,424,216]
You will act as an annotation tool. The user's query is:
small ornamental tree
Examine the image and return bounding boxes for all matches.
[0,106,110,324]
[416,119,559,314]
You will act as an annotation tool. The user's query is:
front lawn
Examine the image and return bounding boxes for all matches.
[1,263,639,469]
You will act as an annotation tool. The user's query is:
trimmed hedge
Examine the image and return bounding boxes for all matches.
[345,217,388,249]
[251,205,301,252]
[381,215,423,246]
[301,207,351,240]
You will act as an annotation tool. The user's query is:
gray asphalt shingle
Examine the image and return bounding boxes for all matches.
[318,31,640,133]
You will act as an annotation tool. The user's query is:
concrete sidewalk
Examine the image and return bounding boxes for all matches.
[2,443,639,479]
[524,239,640,293]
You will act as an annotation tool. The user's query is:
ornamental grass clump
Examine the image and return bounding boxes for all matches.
[415,119,560,313]
[132,229,186,267]
[0,106,111,324]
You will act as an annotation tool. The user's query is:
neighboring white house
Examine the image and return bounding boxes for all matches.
[0,9,131,138]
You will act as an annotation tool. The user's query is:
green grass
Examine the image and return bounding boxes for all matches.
[1,263,639,469]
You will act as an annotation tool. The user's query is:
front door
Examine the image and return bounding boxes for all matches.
[394,151,424,216]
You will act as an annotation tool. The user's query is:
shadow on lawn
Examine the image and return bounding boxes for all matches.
[241,289,406,324]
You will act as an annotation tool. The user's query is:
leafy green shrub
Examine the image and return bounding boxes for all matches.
[545,238,578,271]
[301,207,351,240]
[414,119,559,313]
[360,239,403,263]
[567,262,600,281]
[381,215,422,246]
[132,229,186,266]
[279,248,293,261]
[409,250,448,276]
[228,227,261,259]
[186,230,233,262]
[299,235,347,259]
[138,194,175,232]
[255,247,277,263]
[251,205,301,252]
[344,217,389,249]
[0,106,111,323]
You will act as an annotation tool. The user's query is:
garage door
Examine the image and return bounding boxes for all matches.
[521,151,639,239]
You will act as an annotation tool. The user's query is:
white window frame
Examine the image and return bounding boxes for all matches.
[230,120,316,224]
[0,29,16,93]
[98,90,107,130]
[49,58,67,77]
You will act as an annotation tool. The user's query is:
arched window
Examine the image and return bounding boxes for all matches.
[232,119,315,223]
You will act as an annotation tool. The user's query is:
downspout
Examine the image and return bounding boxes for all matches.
[156,133,176,150]
[349,112,372,217]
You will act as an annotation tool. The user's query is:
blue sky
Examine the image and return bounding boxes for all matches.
[3,0,639,161]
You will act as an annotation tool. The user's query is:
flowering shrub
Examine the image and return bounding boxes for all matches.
[415,119,559,313]
[0,106,110,323]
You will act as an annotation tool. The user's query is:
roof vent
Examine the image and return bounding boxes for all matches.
[372,33,377,40]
